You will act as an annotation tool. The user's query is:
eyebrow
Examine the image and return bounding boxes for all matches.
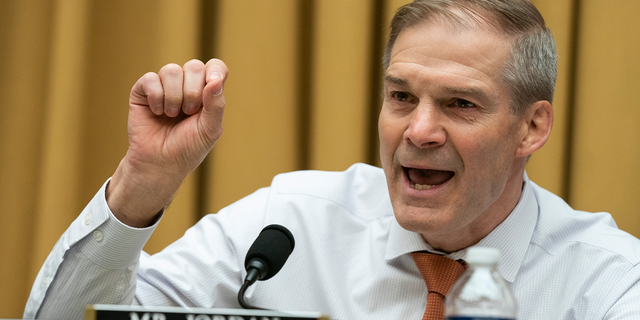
[383,75,409,87]
[384,75,494,105]
[444,86,492,105]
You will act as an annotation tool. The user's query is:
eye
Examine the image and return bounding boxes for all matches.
[391,91,413,103]
[452,99,477,109]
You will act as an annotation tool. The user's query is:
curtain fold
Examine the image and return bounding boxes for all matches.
[569,0,640,231]
[207,0,301,214]
[309,0,374,171]
[31,0,91,282]
[0,0,54,314]
[1,0,639,318]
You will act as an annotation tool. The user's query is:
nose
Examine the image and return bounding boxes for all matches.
[403,105,446,148]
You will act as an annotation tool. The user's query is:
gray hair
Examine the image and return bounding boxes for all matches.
[383,0,557,114]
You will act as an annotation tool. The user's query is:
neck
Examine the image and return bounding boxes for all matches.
[423,160,527,253]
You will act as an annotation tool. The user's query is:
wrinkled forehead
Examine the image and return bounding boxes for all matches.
[388,20,512,85]
[384,4,517,70]
[390,15,513,65]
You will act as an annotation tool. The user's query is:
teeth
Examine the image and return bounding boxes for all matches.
[411,183,436,190]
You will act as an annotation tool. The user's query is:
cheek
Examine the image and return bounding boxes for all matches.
[450,126,501,172]
[458,129,516,190]
[378,110,401,164]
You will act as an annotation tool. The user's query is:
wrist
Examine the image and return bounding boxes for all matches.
[106,155,184,228]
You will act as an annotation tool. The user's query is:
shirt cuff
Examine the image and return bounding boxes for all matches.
[76,178,161,269]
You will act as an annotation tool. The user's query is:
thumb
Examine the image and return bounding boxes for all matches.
[199,70,227,149]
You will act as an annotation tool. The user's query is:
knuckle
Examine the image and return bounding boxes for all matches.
[159,63,182,77]
[134,72,162,97]
[138,72,159,87]
[142,71,158,80]
[215,98,226,111]
[164,93,182,103]
[184,88,202,99]
[148,90,164,101]
[183,59,205,72]
[207,58,229,71]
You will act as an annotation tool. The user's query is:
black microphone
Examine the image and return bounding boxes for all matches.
[238,224,295,310]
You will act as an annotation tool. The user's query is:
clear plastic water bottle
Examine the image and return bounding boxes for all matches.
[445,247,517,320]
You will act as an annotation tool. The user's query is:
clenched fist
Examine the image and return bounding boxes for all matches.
[106,59,228,227]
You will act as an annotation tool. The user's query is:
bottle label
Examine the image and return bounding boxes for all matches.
[447,317,515,320]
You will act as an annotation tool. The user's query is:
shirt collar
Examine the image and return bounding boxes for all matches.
[384,171,539,282]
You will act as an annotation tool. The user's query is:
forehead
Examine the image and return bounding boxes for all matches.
[386,20,512,89]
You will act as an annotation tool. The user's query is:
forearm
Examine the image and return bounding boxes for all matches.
[34,247,138,320]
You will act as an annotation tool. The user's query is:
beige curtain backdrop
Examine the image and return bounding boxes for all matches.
[1,0,638,317]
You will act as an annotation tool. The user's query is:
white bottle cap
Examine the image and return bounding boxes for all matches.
[465,247,500,265]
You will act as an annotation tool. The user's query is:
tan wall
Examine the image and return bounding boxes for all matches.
[1,0,639,317]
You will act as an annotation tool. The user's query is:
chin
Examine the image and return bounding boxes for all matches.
[393,204,458,235]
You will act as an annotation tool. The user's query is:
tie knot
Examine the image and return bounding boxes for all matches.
[411,252,467,296]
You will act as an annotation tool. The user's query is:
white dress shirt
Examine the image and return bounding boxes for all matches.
[25,163,640,320]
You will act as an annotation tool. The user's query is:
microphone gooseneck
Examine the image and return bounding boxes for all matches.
[238,224,295,310]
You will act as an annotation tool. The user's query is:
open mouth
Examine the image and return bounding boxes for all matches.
[404,167,455,190]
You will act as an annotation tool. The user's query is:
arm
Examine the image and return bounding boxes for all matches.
[24,180,158,319]
[602,263,640,319]
[24,59,229,319]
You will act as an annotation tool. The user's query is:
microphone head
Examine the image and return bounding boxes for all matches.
[244,224,295,281]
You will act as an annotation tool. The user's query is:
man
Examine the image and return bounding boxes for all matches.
[25,0,640,319]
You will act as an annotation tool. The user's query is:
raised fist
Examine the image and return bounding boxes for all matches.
[106,59,228,227]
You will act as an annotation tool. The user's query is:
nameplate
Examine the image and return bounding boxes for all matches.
[85,304,329,320]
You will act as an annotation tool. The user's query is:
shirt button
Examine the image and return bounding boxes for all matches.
[84,212,92,225]
[41,276,52,289]
[93,230,104,242]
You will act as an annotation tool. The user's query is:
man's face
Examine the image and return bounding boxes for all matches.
[379,21,529,250]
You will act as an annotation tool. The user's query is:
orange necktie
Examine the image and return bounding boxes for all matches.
[411,252,468,320]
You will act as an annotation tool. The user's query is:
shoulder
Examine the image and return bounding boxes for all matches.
[269,163,392,221]
[530,180,640,266]
[518,182,640,317]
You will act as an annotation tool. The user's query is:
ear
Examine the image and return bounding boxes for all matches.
[515,100,553,157]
